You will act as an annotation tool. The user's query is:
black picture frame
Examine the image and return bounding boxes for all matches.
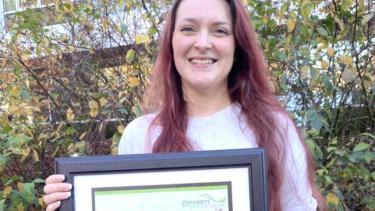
[55,148,268,211]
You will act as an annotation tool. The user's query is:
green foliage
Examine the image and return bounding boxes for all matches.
[0,0,373,210]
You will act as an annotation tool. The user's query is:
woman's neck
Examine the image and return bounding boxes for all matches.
[183,86,232,117]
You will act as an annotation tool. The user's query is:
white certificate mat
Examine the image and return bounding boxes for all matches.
[74,167,250,211]
[93,182,231,211]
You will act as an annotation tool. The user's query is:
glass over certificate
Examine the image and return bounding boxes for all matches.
[92,182,232,211]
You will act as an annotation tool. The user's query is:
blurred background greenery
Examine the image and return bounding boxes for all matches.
[0,0,373,210]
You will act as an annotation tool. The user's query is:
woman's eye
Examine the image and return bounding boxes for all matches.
[181,26,194,32]
[215,28,228,34]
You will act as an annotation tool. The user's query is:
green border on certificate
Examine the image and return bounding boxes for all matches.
[92,182,233,211]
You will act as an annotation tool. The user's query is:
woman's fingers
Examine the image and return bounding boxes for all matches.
[43,174,72,210]
[44,182,72,194]
[43,191,71,205]
[45,174,65,185]
[45,200,61,211]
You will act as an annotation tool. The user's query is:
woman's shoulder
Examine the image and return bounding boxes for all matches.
[118,113,158,154]
[125,113,157,132]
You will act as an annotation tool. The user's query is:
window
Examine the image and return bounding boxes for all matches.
[0,0,55,31]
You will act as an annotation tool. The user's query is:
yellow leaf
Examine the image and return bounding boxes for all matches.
[333,15,345,31]
[117,124,125,134]
[135,34,143,44]
[126,49,135,64]
[16,203,24,211]
[361,13,374,25]
[321,60,329,69]
[301,65,310,78]
[143,35,150,44]
[9,105,21,117]
[327,47,335,57]
[66,108,75,121]
[17,182,24,192]
[32,149,40,162]
[287,18,296,32]
[326,192,340,206]
[3,186,12,198]
[67,143,76,154]
[128,77,140,88]
[10,86,20,97]
[63,1,74,14]
[340,55,353,66]
[89,100,99,117]
[21,148,30,157]
[111,147,118,155]
[79,132,87,140]
[38,197,44,207]
[99,97,108,107]
[75,141,85,151]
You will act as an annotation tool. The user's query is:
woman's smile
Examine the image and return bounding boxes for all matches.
[172,0,235,92]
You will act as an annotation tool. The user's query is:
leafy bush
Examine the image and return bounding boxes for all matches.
[0,0,373,210]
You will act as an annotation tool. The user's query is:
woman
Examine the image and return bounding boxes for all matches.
[44,0,326,210]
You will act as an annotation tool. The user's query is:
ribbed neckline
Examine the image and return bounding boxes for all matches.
[188,103,240,127]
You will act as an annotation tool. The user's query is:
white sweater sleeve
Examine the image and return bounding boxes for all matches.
[277,115,317,211]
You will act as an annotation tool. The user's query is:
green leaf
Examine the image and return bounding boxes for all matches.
[359,132,375,140]
[120,24,128,33]
[32,178,45,184]
[349,151,364,162]
[148,27,157,36]
[13,63,23,75]
[112,133,121,145]
[360,196,375,209]
[315,145,323,160]
[7,134,30,148]
[306,139,316,152]
[2,123,12,133]
[363,152,375,163]
[341,0,353,11]
[327,146,336,153]
[353,143,370,152]
[0,199,4,211]
[19,183,35,202]
[65,126,76,135]
[126,49,135,64]
[306,110,325,130]
[322,73,333,93]
[0,154,7,172]
[301,1,314,18]
[317,27,329,37]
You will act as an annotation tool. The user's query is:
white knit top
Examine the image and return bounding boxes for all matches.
[118,104,317,210]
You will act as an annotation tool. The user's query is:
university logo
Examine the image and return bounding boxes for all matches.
[181,194,227,210]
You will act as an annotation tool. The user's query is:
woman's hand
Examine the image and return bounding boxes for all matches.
[43,174,72,211]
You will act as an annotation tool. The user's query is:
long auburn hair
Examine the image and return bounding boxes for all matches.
[143,0,327,210]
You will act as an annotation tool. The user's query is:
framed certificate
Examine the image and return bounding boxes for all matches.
[55,148,268,211]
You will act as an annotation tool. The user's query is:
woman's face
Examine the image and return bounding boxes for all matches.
[172,0,235,93]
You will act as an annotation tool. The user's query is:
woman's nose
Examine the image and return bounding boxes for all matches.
[194,32,212,50]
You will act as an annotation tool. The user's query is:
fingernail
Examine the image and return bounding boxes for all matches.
[65,192,71,198]
[66,183,72,190]
[58,174,65,180]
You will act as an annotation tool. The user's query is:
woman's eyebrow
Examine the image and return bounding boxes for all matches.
[177,18,231,26]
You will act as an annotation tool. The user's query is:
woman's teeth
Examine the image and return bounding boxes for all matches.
[190,59,215,64]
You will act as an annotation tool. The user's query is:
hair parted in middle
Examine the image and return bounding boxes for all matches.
[142,0,326,210]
